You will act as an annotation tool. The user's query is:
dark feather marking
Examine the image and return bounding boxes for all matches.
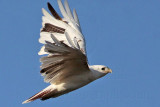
[41,23,65,34]
[47,2,62,20]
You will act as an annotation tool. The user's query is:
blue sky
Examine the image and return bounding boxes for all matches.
[0,0,160,107]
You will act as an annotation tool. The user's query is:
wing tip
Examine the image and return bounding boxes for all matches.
[47,1,62,20]
[42,8,46,14]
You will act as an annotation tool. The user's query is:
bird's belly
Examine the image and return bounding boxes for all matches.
[52,72,93,98]
[63,74,92,91]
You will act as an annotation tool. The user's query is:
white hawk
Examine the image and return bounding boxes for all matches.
[22,0,112,104]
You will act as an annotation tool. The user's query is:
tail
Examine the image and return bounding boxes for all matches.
[22,85,54,104]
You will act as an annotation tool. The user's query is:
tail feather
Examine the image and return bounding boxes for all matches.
[22,86,54,104]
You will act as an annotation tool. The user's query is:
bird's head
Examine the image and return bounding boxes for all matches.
[89,65,112,79]
[91,65,112,74]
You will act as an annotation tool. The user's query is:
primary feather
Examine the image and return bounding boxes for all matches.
[39,0,85,55]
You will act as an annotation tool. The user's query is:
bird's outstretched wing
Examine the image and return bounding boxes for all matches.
[39,0,86,55]
[40,33,89,84]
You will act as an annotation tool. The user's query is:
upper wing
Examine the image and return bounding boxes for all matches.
[39,0,86,55]
[40,33,89,84]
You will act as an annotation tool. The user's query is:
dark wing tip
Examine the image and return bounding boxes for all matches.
[40,69,45,73]
[47,2,62,20]
[47,2,51,6]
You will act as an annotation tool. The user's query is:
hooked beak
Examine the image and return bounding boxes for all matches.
[108,69,112,73]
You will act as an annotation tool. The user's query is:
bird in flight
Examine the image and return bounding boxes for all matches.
[22,0,112,104]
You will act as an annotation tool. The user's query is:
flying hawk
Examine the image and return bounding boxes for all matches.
[22,0,112,104]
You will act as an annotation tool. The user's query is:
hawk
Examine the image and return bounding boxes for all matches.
[22,0,112,104]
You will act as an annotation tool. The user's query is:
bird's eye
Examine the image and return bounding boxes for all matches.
[101,67,105,70]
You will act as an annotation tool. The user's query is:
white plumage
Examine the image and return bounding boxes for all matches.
[22,0,112,104]
[39,0,85,55]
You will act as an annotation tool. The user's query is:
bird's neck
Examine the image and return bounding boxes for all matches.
[89,68,106,80]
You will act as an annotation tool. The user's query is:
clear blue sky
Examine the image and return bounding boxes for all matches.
[0,0,160,107]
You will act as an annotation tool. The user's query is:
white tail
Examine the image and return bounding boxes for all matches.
[22,85,54,104]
